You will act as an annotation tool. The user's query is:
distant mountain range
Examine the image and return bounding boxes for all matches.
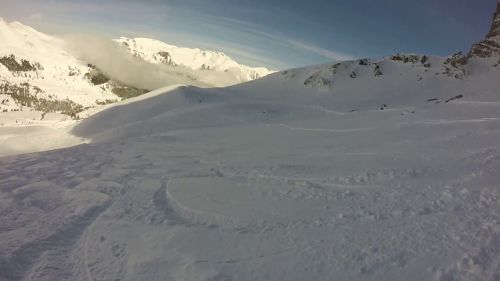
[0,18,273,117]
[115,37,272,81]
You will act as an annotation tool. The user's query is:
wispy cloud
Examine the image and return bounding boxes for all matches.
[27,13,43,21]
[195,38,291,70]
[201,15,356,63]
[287,40,355,61]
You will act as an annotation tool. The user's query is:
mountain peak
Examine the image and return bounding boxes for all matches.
[468,1,500,58]
[488,0,500,37]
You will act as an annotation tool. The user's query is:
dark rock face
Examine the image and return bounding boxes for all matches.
[487,1,500,38]
[154,51,177,66]
[469,1,500,58]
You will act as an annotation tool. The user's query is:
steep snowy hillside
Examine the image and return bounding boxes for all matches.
[116,37,273,81]
[0,18,123,116]
[0,3,500,281]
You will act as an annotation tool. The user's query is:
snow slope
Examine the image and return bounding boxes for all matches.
[0,111,85,157]
[1,5,500,281]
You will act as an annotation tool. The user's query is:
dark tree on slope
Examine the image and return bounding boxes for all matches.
[0,55,43,72]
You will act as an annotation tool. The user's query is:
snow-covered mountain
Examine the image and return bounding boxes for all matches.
[115,37,273,81]
[0,19,272,117]
[1,3,500,281]
[0,18,121,117]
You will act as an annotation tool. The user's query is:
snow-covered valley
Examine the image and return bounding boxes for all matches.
[0,3,500,281]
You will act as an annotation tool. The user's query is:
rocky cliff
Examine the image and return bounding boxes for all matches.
[469,0,500,58]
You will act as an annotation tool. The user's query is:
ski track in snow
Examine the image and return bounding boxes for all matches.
[414,118,500,125]
[275,123,374,133]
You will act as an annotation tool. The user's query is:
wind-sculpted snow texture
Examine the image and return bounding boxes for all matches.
[1,52,500,280]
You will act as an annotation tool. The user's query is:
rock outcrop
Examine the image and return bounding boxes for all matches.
[469,0,500,58]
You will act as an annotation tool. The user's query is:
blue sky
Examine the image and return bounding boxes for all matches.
[0,0,497,69]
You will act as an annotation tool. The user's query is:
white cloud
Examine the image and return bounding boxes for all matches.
[64,34,252,89]
[27,13,43,20]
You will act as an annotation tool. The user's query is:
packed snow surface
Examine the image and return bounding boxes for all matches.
[0,111,85,157]
[0,56,499,281]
